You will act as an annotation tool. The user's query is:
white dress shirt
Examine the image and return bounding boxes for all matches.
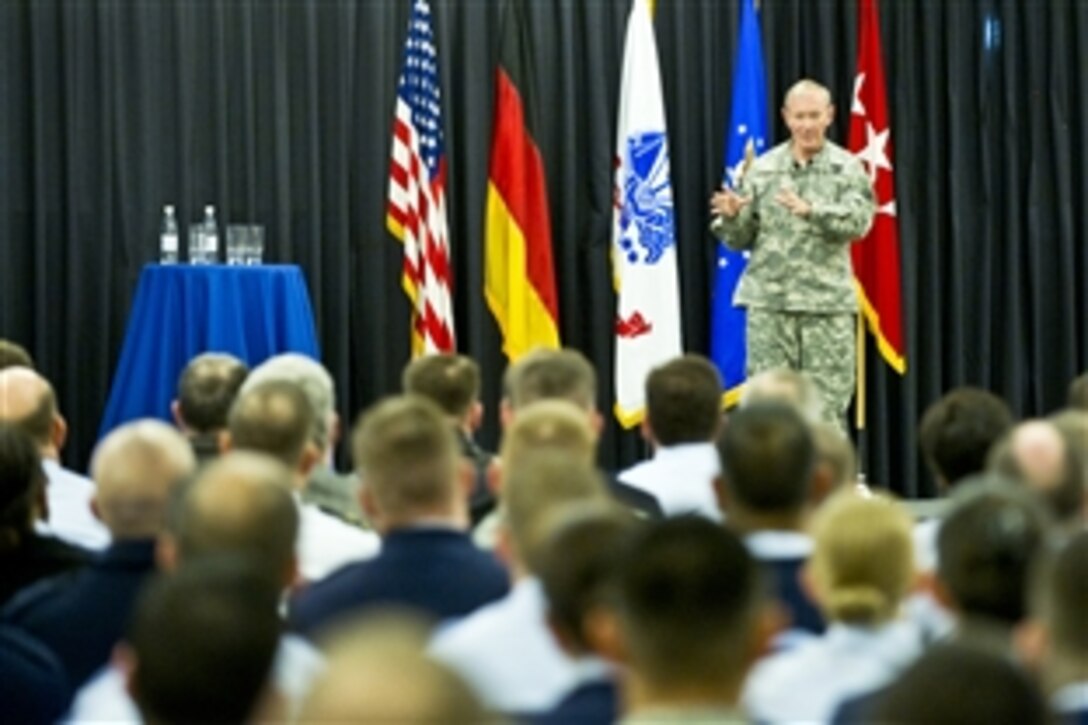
[429,578,580,713]
[618,443,722,521]
[66,634,324,723]
[296,496,380,583]
[37,459,110,550]
[743,621,924,724]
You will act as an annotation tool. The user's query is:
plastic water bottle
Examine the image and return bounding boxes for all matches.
[160,205,179,264]
[202,205,219,264]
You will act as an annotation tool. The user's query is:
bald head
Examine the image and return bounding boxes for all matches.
[91,421,196,539]
[783,79,833,109]
[997,421,1083,524]
[0,367,60,450]
[172,452,299,585]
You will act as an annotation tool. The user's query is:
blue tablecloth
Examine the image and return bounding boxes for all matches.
[99,264,321,437]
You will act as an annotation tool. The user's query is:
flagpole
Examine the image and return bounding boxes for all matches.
[855,312,868,485]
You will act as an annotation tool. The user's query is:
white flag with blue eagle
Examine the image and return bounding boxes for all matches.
[612,0,682,427]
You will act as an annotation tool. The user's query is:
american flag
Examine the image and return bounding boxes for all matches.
[387,0,454,355]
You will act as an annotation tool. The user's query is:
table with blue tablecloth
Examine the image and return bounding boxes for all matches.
[99,264,321,437]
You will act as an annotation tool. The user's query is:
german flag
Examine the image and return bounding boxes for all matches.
[484,0,560,361]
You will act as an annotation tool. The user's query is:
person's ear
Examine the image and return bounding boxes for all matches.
[114,643,140,702]
[52,413,68,451]
[297,441,321,479]
[170,400,186,430]
[584,604,627,666]
[809,463,835,507]
[499,398,514,430]
[358,480,385,534]
[545,612,580,658]
[486,457,503,496]
[90,496,103,523]
[1012,619,1049,673]
[329,412,342,449]
[712,475,730,516]
[751,600,788,661]
[825,103,836,125]
[469,401,484,432]
[455,458,476,501]
[639,417,653,445]
[218,430,233,454]
[155,532,179,572]
[590,409,604,438]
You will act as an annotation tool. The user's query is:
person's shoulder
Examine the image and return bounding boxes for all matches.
[751,142,793,171]
[821,142,866,173]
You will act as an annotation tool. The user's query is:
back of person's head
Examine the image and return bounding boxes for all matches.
[242,354,335,451]
[352,395,459,522]
[227,380,315,469]
[809,491,914,625]
[937,475,1050,625]
[401,354,481,419]
[1031,530,1088,667]
[717,402,814,515]
[811,421,858,493]
[0,340,34,370]
[502,452,608,574]
[90,420,196,539]
[1068,371,1088,411]
[127,558,282,724]
[617,517,763,689]
[0,366,58,448]
[988,420,1083,526]
[499,399,597,469]
[0,425,45,545]
[645,355,722,446]
[869,642,1048,725]
[740,368,822,423]
[170,452,299,585]
[538,503,639,655]
[175,353,248,434]
[918,387,1014,490]
[503,348,596,412]
[300,612,485,723]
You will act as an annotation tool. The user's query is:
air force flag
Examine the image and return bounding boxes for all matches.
[613,0,682,427]
[710,0,769,404]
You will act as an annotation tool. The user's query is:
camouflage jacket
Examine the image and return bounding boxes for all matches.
[711,140,875,313]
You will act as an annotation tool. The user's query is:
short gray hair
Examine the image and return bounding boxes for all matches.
[242,354,335,451]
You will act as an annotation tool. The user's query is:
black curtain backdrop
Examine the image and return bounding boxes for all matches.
[2,0,1085,497]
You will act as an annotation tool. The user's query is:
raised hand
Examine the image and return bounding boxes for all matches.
[710,187,752,218]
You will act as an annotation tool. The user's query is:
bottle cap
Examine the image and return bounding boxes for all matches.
[205,205,214,215]
[165,204,174,214]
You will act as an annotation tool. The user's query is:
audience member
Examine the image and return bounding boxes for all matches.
[242,353,367,527]
[868,642,1049,725]
[810,421,858,503]
[618,355,723,520]
[0,366,109,549]
[2,421,194,688]
[69,452,323,722]
[299,612,487,723]
[918,387,1014,493]
[403,353,496,526]
[1016,530,1088,723]
[501,348,663,519]
[431,449,610,714]
[933,476,1051,653]
[740,367,823,424]
[716,402,825,641]
[0,339,34,370]
[170,352,248,462]
[123,559,283,724]
[225,379,379,581]
[290,395,508,637]
[744,491,922,723]
[618,517,771,723]
[0,424,89,605]
[989,420,1084,530]
[534,503,639,725]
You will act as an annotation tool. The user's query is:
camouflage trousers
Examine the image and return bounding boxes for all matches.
[746,308,856,425]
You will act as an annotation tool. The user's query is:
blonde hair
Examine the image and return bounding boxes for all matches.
[499,399,596,468]
[352,395,459,518]
[810,491,914,624]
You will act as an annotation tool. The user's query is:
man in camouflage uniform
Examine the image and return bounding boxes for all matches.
[710,79,875,425]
